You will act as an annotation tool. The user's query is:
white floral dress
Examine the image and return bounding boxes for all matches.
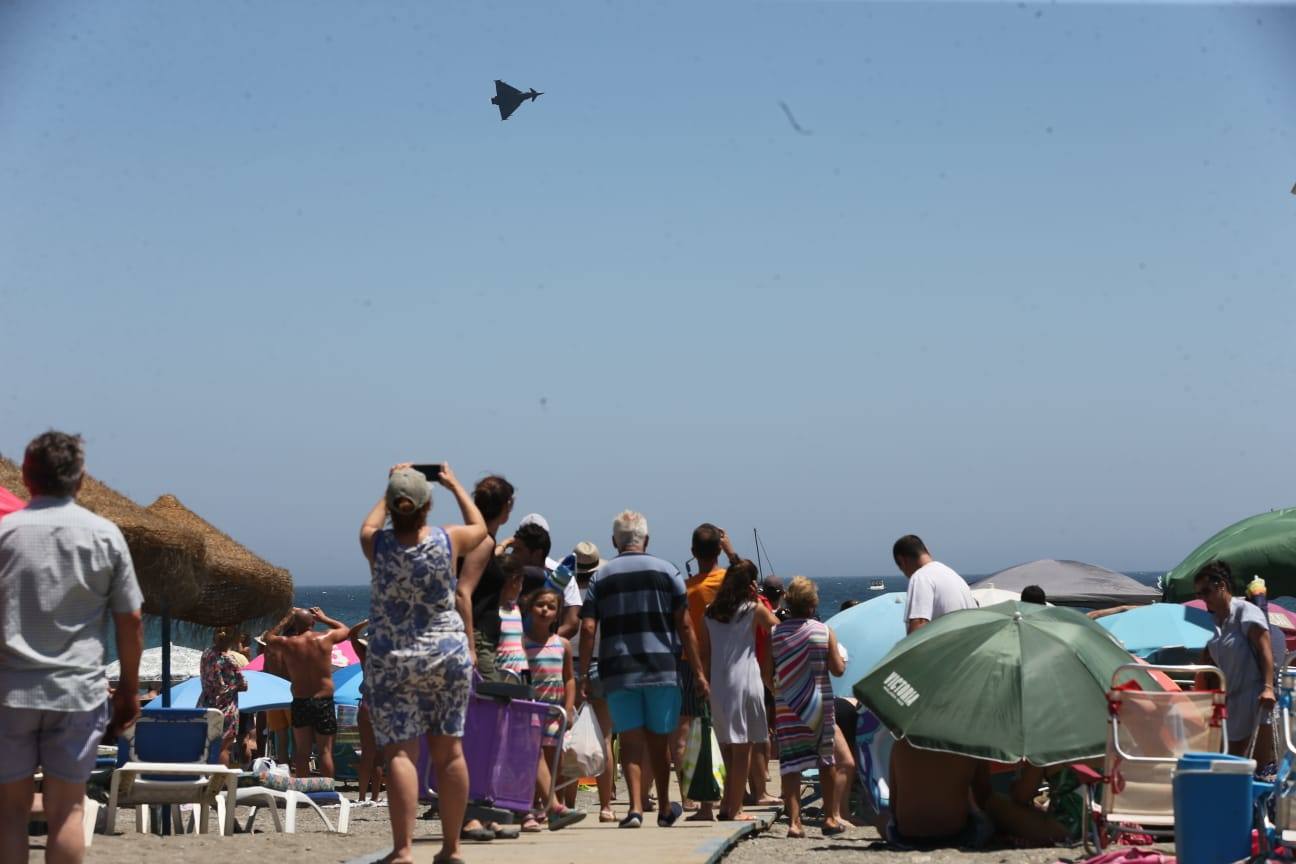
[364,527,472,746]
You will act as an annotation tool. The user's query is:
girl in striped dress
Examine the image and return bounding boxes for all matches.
[769,576,846,838]
[495,556,528,680]
[521,587,585,831]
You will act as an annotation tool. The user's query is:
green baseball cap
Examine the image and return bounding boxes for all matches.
[386,467,430,513]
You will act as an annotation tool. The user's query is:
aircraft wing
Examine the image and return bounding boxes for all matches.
[495,80,521,99]
[497,98,521,121]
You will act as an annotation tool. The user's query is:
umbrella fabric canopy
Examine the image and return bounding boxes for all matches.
[1096,603,1214,658]
[970,560,1158,609]
[146,494,293,628]
[0,457,202,615]
[1161,508,1296,601]
[971,586,1021,607]
[107,646,205,681]
[0,484,25,520]
[825,592,908,698]
[245,638,359,672]
[333,664,364,707]
[855,601,1160,766]
[144,670,292,713]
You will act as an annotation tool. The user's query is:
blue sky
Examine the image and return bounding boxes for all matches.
[2,0,1294,585]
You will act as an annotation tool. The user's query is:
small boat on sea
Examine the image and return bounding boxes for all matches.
[869,579,886,592]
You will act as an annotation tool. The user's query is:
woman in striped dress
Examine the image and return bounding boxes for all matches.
[521,587,585,832]
[769,576,847,838]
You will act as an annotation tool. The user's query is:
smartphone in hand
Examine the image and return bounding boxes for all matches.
[412,464,443,482]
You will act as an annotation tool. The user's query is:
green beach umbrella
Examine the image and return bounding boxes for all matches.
[854,601,1152,766]
[1161,507,1296,602]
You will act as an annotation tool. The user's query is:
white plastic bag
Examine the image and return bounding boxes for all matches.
[560,704,606,779]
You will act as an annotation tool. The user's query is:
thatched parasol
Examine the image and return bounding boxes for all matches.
[0,456,202,615]
[146,494,293,628]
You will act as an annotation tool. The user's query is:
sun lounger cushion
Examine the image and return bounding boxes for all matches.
[253,768,334,793]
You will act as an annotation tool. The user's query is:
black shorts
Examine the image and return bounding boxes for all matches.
[291,696,338,736]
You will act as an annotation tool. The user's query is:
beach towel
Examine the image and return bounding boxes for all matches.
[1065,849,1175,864]
[853,708,893,818]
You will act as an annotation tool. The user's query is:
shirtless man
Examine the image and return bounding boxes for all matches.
[263,606,350,778]
[886,738,1064,849]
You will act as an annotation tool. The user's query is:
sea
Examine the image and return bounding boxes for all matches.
[132,571,1165,656]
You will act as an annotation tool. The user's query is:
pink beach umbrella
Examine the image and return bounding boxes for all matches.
[1184,598,1296,652]
[245,637,359,671]
[0,485,25,521]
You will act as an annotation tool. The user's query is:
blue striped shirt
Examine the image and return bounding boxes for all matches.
[581,552,685,692]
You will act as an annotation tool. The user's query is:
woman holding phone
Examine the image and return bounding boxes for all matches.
[361,462,487,864]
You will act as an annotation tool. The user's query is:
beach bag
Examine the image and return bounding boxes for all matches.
[681,713,725,802]
[560,704,606,779]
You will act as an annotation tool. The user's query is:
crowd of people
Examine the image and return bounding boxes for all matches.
[0,431,1285,864]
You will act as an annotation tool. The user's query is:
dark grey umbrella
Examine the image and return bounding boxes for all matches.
[969,559,1159,609]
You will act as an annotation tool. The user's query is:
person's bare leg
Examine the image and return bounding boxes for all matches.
[593,699,616,816]
[291,727,313,776]
[317,733,336,779]
[0,776,35,864]
[821,763,841,830]
[832,726,855,823]
[723,744,754,820]
[781,772,803,837]
[747,741,775,804]
[357,707,375,802]
[644,730,673,814]
[620,729,645,814]
[384,741,419,864]
[428,735,468,863]
[534,748,552,812]
[39,777,88,864]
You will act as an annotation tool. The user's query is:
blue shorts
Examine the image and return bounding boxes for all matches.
[607,686,682,735]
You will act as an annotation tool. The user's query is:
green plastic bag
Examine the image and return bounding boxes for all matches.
[681,713,725,802]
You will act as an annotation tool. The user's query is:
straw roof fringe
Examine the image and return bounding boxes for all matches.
[0,456,201,615]
[146,494,293,628]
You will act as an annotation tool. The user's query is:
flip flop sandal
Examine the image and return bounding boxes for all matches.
[461,825,495,841]
[521,815,544,833]
[490,823,522,839]
[599,808,617,823]
[822,823,848,837]
[548,807,587,830]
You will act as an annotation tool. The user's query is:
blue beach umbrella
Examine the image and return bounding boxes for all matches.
[333,663,364,707]
[825,592,908,698]
[145,670,293,713]
[1095,602,1214,658]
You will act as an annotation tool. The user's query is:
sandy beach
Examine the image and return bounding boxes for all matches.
[28,776,1114,864]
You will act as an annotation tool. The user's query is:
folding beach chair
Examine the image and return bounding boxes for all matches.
[218,785,351,834]
[1076,663,1227,853]
[1266,668,1296,849]
[105,707,240,837]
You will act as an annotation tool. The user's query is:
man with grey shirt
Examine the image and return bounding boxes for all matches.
[0,431,144,864]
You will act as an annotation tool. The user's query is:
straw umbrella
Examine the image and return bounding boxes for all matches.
[0,456,201,614]
[146,493,293,628]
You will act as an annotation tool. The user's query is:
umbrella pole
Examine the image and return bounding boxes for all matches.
[160,599,172,836]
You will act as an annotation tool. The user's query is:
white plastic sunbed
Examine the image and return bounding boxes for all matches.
[215,786,351,834]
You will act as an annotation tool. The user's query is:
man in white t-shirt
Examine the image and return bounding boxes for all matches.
[893,534,975,633]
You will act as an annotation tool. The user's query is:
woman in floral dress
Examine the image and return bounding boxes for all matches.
[199,628,247,766]
[361,462,487,864]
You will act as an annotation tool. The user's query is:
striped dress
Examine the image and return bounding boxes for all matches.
[772,618,835,775]
[524,633,567,745]
[495,603,527,679]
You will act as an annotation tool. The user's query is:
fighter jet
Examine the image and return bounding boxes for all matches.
[491,79,542,121]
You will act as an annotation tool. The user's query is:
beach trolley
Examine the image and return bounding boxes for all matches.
[420,678,568,825]
[1077,664,1228,853]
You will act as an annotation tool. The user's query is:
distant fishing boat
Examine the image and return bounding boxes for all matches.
[869,579,886,592]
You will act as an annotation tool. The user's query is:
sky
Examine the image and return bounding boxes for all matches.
[2,0,1294,586]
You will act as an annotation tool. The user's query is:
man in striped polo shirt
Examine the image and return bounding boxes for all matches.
[579,510,709,829]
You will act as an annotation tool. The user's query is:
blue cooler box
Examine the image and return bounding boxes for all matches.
[1173,752,1254,864]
